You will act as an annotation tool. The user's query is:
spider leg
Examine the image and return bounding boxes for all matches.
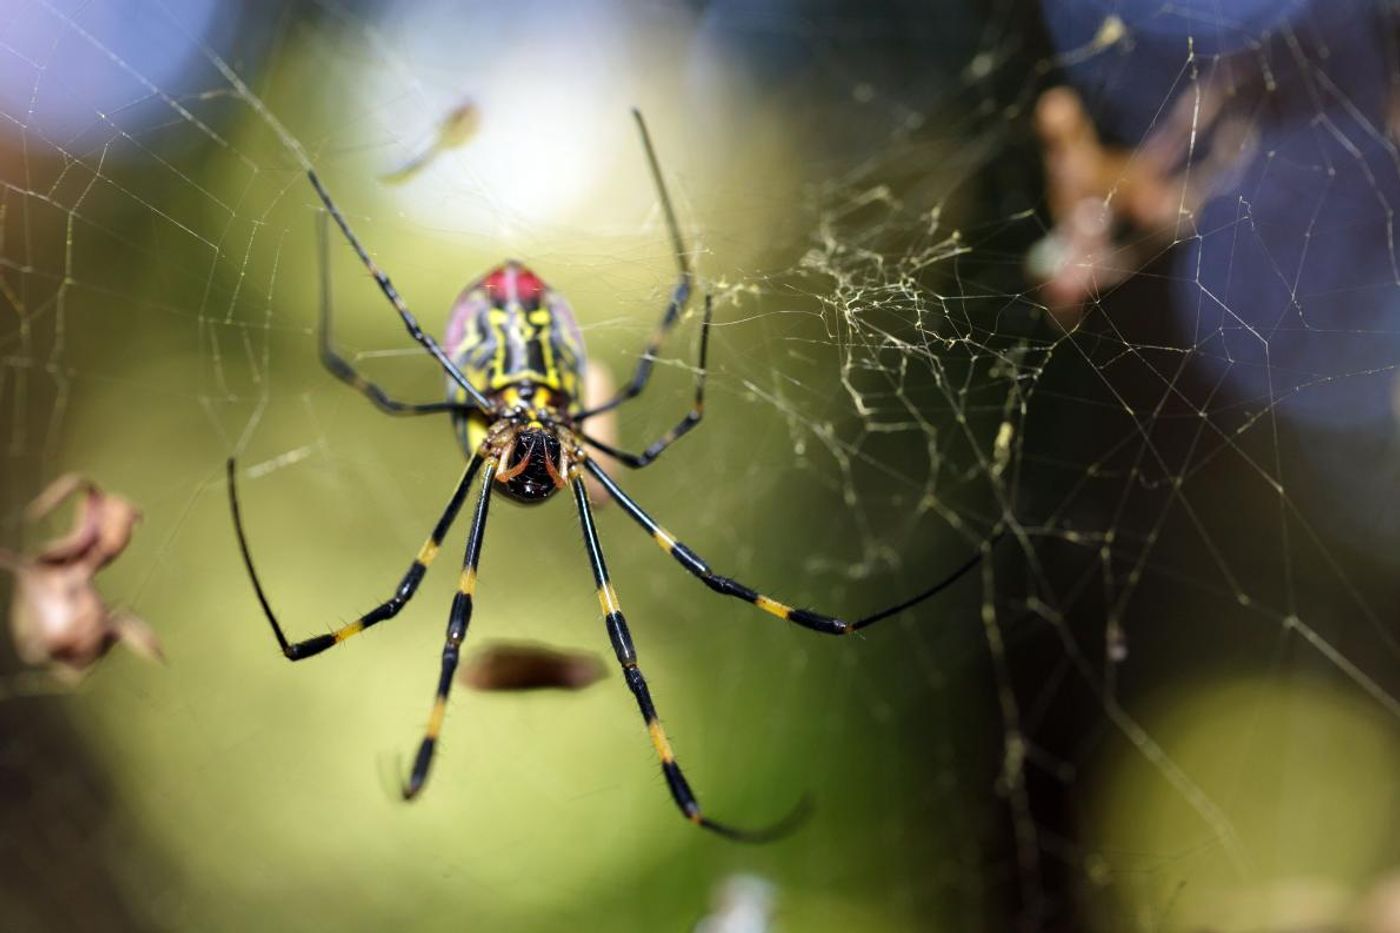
[227,455,482,660]
[572,475,806,842]
[575,293,710,468]
[306,169,497,414]
[315,212,465,417]
[583,459,990,635]
[575,109,694,424]
[402,456,498,799]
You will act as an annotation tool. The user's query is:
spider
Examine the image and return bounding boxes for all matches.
[226,110,986,842]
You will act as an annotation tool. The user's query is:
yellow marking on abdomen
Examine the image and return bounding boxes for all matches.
[647,720,675,762]
[652,529,676,554]
[459,566,477,595]
[490,367,558,390]
[417,541,440,564]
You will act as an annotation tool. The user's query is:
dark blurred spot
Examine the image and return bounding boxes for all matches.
[459,642,606,692]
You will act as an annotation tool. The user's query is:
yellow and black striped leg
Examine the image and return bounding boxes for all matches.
[572,476,805,842]
[402,457,498,800]
[307,169,497,414]
[575,110,694,424]
[583,459,987,636]
[227,455,484,660]
[315,212,465,417]
[576,293,711,468]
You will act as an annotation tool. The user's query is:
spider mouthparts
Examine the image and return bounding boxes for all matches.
[498,428,564,503]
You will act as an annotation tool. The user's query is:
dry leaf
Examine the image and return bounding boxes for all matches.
[1,474,160,682]
[381,100,481,184]
[1028,82,1253,326]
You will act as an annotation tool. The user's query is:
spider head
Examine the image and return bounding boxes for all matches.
[497,428,565,504]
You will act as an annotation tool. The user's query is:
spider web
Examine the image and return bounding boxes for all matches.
[3,1,1400,931]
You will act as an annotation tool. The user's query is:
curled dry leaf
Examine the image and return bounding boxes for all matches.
[1028,80,1254,327]
[1,474,161,683]
[381,100,481,185]
[459,641,606,692]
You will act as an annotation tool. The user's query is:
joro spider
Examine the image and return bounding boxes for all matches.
[227,110,986,842]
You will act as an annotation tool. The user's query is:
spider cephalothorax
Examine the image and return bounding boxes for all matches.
[227,109,988,843]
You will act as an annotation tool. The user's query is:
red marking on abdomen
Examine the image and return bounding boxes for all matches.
[485,261,544,308]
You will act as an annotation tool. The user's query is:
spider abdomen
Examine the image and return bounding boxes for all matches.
[444,260,586,409]
[444,261,586,465]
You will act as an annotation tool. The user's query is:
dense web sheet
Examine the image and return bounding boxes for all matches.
[3,1,1400,931]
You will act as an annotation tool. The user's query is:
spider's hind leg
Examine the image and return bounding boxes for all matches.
[306,168,496,413]
[314,211,464,417]
[576,293,711,469]
[574,110,695,425]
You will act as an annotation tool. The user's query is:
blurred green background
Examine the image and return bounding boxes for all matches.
[3,2,1400,932]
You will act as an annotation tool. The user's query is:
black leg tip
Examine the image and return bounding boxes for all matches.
[401,775,425,801]
[401,739,435,800]
[284,633,335,661]
[697,793,814,844]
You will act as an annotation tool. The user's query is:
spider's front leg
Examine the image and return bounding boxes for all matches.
[227,456,482,660]
[402,455,498,799]
[583,459,989,636]
[571,470,806,841]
